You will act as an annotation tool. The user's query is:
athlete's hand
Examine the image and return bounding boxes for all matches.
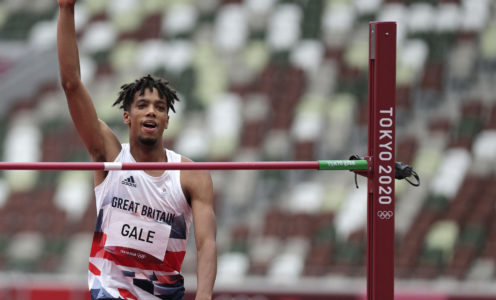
[57,0,76,7]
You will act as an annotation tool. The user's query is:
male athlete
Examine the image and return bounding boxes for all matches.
[57,1,217,299]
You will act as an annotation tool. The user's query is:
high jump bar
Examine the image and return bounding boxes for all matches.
[0,160,368,171]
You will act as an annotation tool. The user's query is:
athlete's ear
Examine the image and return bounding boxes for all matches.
[165,114,169,129]
[123,111,130,126]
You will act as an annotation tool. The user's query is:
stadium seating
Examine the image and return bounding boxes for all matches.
[0,0,495,295]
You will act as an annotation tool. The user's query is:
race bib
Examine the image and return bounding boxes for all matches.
[105,209,171,261]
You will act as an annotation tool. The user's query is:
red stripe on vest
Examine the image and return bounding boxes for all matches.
[118,288,138,300]
[89,232,107,258]
[101,247,186,272]
[88,262,101,275]
[164,250,186,271]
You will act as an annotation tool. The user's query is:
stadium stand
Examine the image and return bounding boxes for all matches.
[0,0,496,298]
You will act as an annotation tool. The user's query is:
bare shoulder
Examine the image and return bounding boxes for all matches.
[179,156,213,202]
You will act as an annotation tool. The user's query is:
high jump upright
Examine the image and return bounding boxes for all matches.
[367,21,397,300]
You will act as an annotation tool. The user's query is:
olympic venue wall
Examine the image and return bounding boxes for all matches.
[0,287,495,300]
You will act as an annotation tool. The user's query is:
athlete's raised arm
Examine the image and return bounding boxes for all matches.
[57,0,120,166]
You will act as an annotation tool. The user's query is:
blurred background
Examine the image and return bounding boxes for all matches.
[0,0,496,299]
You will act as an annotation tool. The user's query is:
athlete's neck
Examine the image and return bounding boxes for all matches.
[129,141,167,163]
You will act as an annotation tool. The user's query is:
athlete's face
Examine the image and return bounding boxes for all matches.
[123,88,169,146]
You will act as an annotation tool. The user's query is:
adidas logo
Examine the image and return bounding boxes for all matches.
[121,176,137,187]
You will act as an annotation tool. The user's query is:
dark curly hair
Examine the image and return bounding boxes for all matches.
[113,75,179,113]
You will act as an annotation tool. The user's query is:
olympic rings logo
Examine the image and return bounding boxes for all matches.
[377,210,394,220]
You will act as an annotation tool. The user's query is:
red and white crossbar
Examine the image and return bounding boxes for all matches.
[0,160,368,171]
[367,21,396,300]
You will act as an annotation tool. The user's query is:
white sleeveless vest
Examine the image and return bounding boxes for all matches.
[88,144,192,300]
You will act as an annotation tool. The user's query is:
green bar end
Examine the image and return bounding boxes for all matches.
[318,160,368,171]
